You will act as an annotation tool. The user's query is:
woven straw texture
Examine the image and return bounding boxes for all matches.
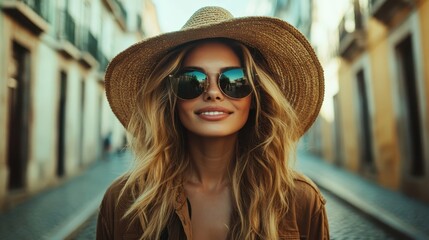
[105,6,324,137]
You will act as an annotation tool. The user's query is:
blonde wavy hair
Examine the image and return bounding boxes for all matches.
[120,38,300,239]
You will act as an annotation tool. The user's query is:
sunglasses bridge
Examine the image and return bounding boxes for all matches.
[202,72,221,93]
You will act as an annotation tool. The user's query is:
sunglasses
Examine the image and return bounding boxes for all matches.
[169,67,253,100]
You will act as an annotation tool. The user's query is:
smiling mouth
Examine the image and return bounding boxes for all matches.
[199,111,229,116]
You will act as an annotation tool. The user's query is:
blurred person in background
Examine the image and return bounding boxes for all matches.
[97,6,328,240]
[102,131,112,157]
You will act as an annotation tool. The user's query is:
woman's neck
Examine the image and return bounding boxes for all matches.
[185,133,237,190]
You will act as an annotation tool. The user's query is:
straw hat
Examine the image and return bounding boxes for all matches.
[105,6,324,136]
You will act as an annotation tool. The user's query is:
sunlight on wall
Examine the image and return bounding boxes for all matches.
[312,0,351,123]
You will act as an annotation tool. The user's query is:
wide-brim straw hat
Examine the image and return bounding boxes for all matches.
[105,6,324,137]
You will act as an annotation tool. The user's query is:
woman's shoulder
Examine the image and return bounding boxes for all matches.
[291,172,326,215]
[293,172,325,201]
[108,174,129,191]
[287,172,329,239]
[98,175,137,223]
[99,174,132,213]
[97,175,145,238]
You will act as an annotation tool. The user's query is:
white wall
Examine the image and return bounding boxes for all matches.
[27,39,60,190]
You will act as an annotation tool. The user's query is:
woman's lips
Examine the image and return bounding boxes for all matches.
[195,107,232,121]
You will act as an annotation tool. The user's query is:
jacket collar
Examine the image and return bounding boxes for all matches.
[173,184,193,239]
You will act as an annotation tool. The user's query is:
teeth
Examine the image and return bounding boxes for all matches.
[200,111,225,116]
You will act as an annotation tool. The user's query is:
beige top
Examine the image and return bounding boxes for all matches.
[96,172,329,239]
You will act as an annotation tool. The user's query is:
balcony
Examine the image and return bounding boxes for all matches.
[136,14,145,37]
[114,0,127,22]
[102,0,127,30]
[95,50,109,80]
[57,10,80,59]
[1,0,50,35]
[369,0,415,25]
[98,50,110,73]
[338,1,365,61]
[77,26,98,68]
[88,32,99,60]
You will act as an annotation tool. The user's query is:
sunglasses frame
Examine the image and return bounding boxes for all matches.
[168,67,253,100]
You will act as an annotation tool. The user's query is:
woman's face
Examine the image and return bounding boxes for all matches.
[176,41,252,138]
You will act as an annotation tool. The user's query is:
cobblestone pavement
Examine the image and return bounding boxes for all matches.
[72,189,400,239]
[0,152,130,240]
[70,212,98,240]
[297,151,429,239]
[323,190,399,239]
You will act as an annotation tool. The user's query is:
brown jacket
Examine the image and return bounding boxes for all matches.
[96,173,329,239]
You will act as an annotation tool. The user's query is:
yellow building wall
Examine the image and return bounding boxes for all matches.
[315,0,429,203]
[320,116,335,164]
[366,19,401,190]
[416,0,429,202]
[337,62,360,172]
[418,0,429,149]
[335,2,429,200]
[334,2,429,188]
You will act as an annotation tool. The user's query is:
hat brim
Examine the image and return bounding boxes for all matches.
[105,16,324,136]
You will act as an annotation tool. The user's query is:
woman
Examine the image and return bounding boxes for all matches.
[97,6,328,240]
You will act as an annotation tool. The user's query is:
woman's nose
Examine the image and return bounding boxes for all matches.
[203,74,224,101]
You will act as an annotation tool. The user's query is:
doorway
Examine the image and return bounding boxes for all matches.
[57,71,67,177]
[79,78,85,167]
[356,69,375,172]
[7,42,31,190]
[333,94,343,166]
[395,35,425,177]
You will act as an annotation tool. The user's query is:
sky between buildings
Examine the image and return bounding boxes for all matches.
[152,0,255,32]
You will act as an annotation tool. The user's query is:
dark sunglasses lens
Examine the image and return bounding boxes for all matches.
[219,68,252,98]
[172,70,206,99]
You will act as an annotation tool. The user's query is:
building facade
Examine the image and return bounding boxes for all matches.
[309,0,429,203]
[0,0,159,209]
[247,0,312,38]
